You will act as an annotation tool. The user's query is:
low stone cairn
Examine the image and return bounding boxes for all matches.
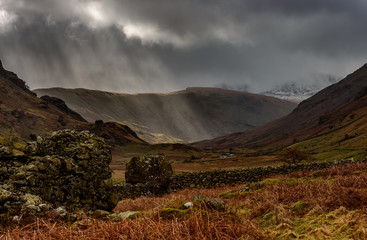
[0,130,119,221]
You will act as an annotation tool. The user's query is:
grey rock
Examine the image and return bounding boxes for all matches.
[192,194,206,203]
[93,209,110,218]
[109,211,140,221]
[203,199,225,211]
[55,206,68,218]
[183,202,193,209]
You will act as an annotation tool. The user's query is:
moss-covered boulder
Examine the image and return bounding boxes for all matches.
[203,199,225,211]
[125,155,173,193]
[192,195,225,211]
[0,146,12,158]
[159,208,189,220]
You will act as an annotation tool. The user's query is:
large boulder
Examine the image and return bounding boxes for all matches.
[125,155,173,193]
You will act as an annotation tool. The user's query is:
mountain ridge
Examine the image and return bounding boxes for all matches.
[194,63,367,149]
[34,86,297,143]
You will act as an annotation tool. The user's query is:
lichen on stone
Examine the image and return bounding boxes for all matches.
[125,155,173,193]
[0,130,119,220]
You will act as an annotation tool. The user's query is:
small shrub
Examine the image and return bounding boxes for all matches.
[279,147,312,164]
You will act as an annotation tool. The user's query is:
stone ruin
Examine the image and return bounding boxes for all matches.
[0,130,119,220]
[125,155,173,193]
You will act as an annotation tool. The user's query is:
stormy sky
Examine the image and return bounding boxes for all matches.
[0,0,367,93]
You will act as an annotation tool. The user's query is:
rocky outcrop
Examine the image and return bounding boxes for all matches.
[0,59,36,96]
[125,155,173,193]
[0,130,119,220]
[0,60,5,76]
[40,95,87,122]
[80,121,146,146]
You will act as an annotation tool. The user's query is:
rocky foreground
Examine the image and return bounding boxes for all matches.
[2,161,367,239]
[0,130,118,222]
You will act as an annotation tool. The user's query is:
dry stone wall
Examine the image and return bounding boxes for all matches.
[0,130,119,219]
[113,158,366,199]
[2,129,364,219]
[168,159,365,190]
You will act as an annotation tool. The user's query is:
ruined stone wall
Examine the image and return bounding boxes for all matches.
[0,130,119,218]
[168,159,365,190]
[113,183,154,200]
[113,158,365,199]
[2,130,364,218]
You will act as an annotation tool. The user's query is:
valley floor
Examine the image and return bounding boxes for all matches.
[3,162,367,239]
[110,144,283,179]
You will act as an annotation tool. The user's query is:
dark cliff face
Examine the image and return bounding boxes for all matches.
[0,59,83,139]
[0,60,5,75]
[40,95,87,122]
[0,59,36,96]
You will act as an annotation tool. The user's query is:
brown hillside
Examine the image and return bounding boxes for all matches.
[34,87,296,143]
[286,92,367,161]
[195,64,367,149]
[0,60,145,146]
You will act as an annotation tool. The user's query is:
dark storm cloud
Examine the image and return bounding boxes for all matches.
[0,0,366,93]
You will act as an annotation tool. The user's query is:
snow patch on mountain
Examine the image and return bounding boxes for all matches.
[262,77,339,103]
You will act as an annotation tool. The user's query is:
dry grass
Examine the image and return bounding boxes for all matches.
[114,186,241,212]
[232,163,367,239]
[3,163,367,239]
[1,211,264,240]
[244,163,367,215]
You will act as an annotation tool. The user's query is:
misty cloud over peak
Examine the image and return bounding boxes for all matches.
[0,0,366,93]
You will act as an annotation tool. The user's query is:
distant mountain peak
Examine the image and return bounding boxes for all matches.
[262,77,339,103]
[194,63,367,150]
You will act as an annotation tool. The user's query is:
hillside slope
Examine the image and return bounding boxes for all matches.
[291,92,367,161]
[34,87,296,143]
[195,64,367,149]
[0,60,145,146]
